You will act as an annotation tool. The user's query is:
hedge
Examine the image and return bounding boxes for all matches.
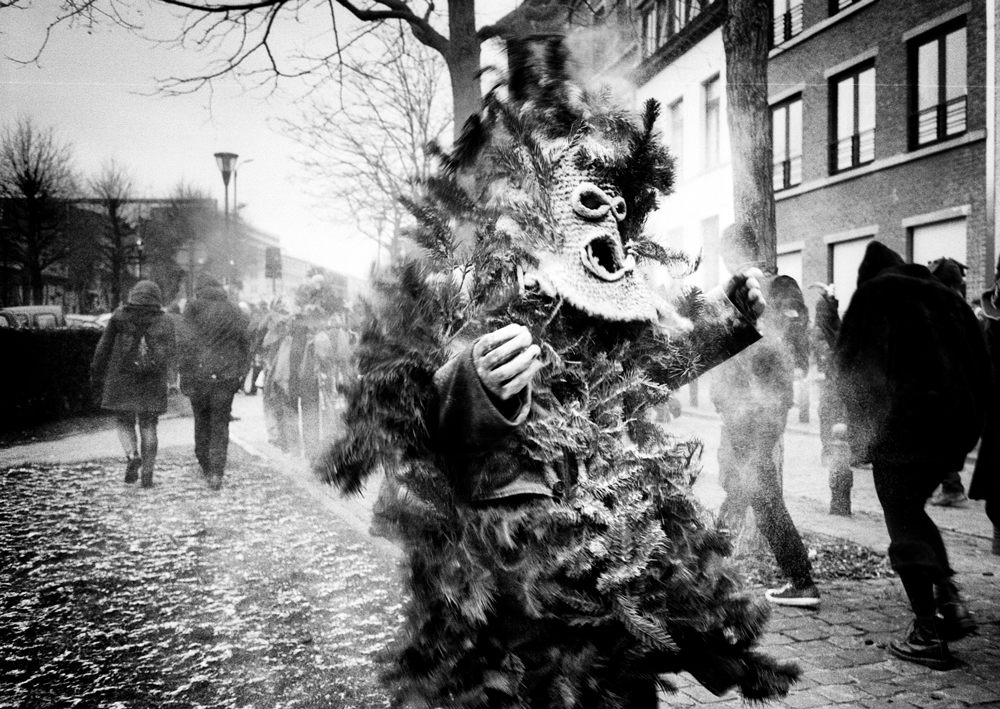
[0,328,104,432]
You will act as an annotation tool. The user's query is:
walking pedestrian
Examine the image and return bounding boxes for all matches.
[810,283,842,464]
[970,275,1000,554]
[179,275,251,490]
[929,257,971,507]
[90,280,176,488]
[711,274,820,608]
[835,241,989,669]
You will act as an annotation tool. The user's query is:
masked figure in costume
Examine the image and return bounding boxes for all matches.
[317,36,799,709]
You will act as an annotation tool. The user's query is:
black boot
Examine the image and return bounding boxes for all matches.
[889,616,951,670]
[935,579,976,641]
[124,456,141,484]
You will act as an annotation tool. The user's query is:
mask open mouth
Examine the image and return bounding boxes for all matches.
[581,234,634,281]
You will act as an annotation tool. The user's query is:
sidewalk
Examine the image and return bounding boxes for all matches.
[3,393,1000,707]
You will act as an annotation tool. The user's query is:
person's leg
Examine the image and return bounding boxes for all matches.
[115,412,141,483]
[873,461,953,668]
[717,419,751,528]
[206,383,236,487]
[750,417,817,603]
[299,388,321,460]
[190,392,211,474]
[930,470,967,507]
[137,413,159,488]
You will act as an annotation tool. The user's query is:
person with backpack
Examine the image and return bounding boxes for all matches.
[91,280,176,488]
[179,275,251,490]
[835,241,989,669]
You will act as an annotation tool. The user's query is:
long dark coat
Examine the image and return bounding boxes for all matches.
[91,304,176,414]
[970,312,1000,501]
[835,242,990,471]
[178,282,251,395]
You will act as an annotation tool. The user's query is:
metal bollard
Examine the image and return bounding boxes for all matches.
[828,422,853,516]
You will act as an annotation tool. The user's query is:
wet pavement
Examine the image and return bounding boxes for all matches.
[0,448,402,708]
[2,390,1000,708]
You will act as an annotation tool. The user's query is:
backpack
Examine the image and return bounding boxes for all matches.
[128,328,158,375]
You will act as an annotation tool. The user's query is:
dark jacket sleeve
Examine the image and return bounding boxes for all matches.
[430,346,530,457]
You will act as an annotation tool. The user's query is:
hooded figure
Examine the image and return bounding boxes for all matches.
[91,279,176,487]
[970,277,1000,553]
[835,241,990,669]
[810,283,842,459]
[316,35,798,709]
[179,275,250,489]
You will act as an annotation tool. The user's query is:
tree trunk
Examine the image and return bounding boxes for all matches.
[722,0,777,274]
[445,0,483,140]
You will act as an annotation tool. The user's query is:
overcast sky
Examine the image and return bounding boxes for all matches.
[1,2,518,280]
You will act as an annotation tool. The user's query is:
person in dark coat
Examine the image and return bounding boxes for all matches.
[835,241,990,669]
[90,280,176,488]
[179,275,251,490]
[711,274,819,608]
[928,257,971,507]
[970,276,1000,554]
[809,283,842,462]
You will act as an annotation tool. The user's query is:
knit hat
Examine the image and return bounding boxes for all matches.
[929,257,967,297]
[127,280,162,307]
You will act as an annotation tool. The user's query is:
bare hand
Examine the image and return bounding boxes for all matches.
[473,323,541,401]
[726,267,766,321]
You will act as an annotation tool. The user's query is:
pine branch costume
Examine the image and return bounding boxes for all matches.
[316,35,800,709]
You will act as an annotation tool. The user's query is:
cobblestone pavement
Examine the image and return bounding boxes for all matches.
[667,576,1000,708]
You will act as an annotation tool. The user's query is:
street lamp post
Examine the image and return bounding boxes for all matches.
[214,151,238,286]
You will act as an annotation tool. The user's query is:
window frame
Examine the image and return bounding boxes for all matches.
[772,94,803,191]
[668,97,684,179]
[773,0,804,47]
[828,61,876,174]
[829,0,862,15]
[703,74,721,169]
[907,17,968,150]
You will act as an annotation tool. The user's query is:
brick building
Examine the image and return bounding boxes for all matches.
[768,0,996,308]
[556,0,998,310]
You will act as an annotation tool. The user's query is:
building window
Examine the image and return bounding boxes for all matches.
[773,0,803,46]
[910,21,967,148]
[641,1,663,58]
[668,98,684,178]
[830,0,861,14]
[641,0,706,58]
[772,96,802,191]
[704,75,720,168]
[830,63,875,173]
[672,0,703,34]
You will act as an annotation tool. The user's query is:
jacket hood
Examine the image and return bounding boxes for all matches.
[857,242,905,286]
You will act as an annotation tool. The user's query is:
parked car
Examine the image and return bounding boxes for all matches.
[0,305,68,329]
[66,313,105,330]
[0,311,21,329]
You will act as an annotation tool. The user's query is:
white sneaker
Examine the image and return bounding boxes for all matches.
[765,583,821,608]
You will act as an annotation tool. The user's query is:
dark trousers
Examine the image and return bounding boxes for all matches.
[189,383,237,478]
[872,460,954,617]
[872,461,952,578]
[718,412,814,587]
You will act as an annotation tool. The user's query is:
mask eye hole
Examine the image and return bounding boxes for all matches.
[611,196,627,222]
[572,183,611,220]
